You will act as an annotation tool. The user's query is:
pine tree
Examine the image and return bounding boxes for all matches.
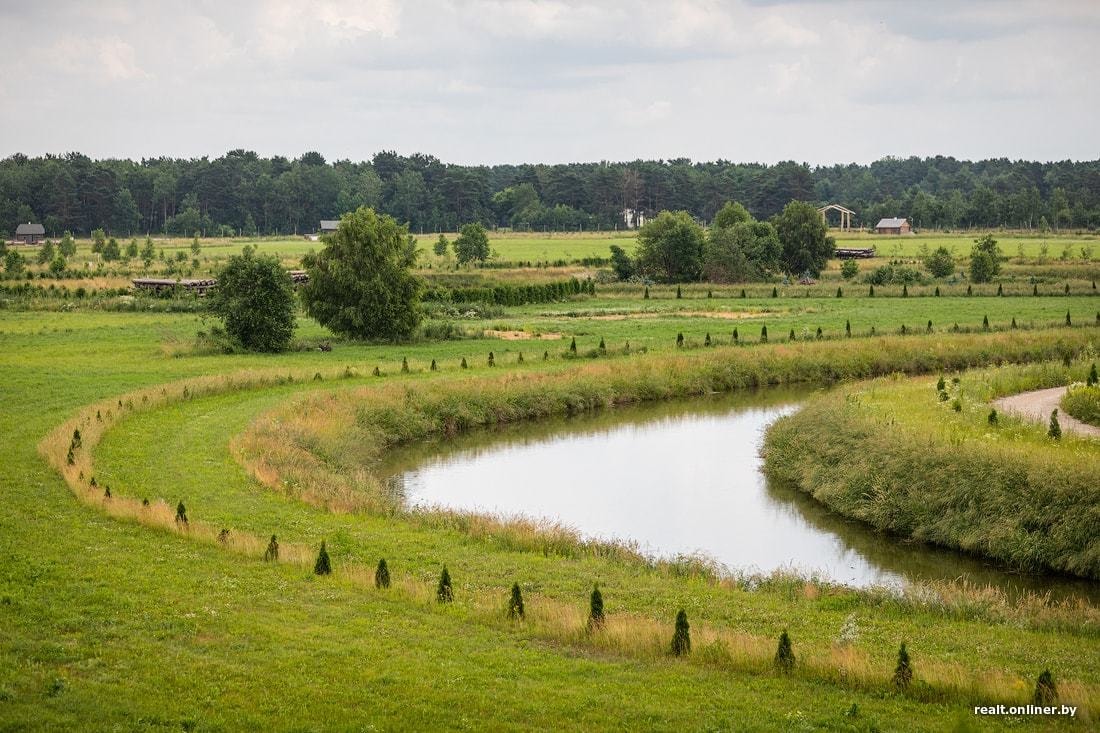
[771,286,778,298]
[774,630,794,673]
[72,428,82,449]
[676,284,682,299]
[670,609,691,656]
[1087,363,1098,387]
[314,541,331,575]
[988,408,998,425]
[175,501,188,525]
[488,351,495,367]
[643,286,649,299]
[218,528,230,544]
[704,333,711,347]
[372,366,381,376]
[900,324,907,335]
[868,284,874,297]
[1065,283,1070,294]
[676,332,684,348]
[893,643,913,690]
[1034,284,1039,296]
[732,328,739,344]
[740,288,746,299]
[1049,409,1062,439]
[375,558,390,589]
[982,314,989,330]
[836,286,842,298]
[870,326,876,336]
[760,325,768,343]
[816,326,823,339]
[902,284,908,297]
[263,535,279,562]
[401,357,409,373]
[543,350,549,361]
[598,337,606,351]
[934,286,940,297]
[845,319,851,337]
[517,352,524,364]
[570,337,577,353]
[508,582,525,620]
[430,359,437,371]
[1011,317,1017,329]
[587,585,605,630]
[437,566,453,603]
[788,328,796,341]
[926,319,933,333]
[707,290,712,299]
[966,284,972,295]
[461,357,468,369]
[936,375,946,392]
[1065,311,1072,326]
[142,498,150,507]
[1033,670,1058,705]
[66,446,75,465]
[103,486,111,499]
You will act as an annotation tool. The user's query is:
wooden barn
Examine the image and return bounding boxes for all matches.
[874,217,911,234]
[14,222,45,244]
[319,220,339,234]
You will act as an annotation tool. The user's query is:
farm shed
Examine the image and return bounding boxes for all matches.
[14,223,45,244]
[874,217,911,234]
[319,220,339,234]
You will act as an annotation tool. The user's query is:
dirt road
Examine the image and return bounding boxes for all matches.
[993,386,1100,438]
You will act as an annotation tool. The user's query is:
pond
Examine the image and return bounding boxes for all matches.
[380,388,1097,601]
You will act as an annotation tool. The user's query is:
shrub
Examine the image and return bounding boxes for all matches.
[1065,311,1072,326]
[437,566,453,603]
[1048,409,1061,439]
[840,259,858,279]
[587,585,605,630]
[893,643,913,690]
[1034,284,1039,296]
[643,286,649,299]
[771,286,778,298]
[1011,317,1017,329]
[487,351,495,367]
[569,337,577,353]
[676,332,684,348]
[902,284,908,297]
[760,325,768,343]
[676,284,682,299]
[670,609,691,656]
[218,528,229,544]
[209,248,297,352]
[508,582,525,620]
[460,357,468,369]
[1034,670,1058,705]
[815,326,822,339]
[401,357,409,373]
[175,501,188,525]
[517,352,524,364]
[967,284,973,295]
[1062,384,1100,426]
[598,337,606,351]
[732,328,739,343]
[430,359,437,371]
[836,286,842,298]
[868,284,874,297]
[926,319,932,333]
[936,375,946,392]
[924,246,954,278]
[934,286,940,296]
[1088,363,1098,387]
[263,535,279,562]
[788,328,796,341]
[740,288,746,298]
[373,366,381,377]
[774,630,794,674]
[845,319,851,337]
[314,541,332,575]
[988,408,998,425]
[982,315,989,330]
[703,333,711,347]
[375,558,390,589]
[997,283,1003,296]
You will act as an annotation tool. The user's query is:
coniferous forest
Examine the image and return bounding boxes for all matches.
[2,150,1099,237]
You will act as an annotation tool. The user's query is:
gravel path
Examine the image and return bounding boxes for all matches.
[993,386,1100,439]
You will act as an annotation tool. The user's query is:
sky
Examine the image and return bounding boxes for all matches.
[1,0,1098,166]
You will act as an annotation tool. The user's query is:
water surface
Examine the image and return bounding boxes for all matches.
[381,389,1097,600]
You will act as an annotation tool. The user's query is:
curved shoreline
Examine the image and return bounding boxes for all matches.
[994,386,1100,438]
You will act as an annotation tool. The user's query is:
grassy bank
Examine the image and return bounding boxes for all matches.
[762,362,1100,580]
[1062,383,1100,427]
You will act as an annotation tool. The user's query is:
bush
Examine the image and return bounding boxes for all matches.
[587,585,605,630]
[508,582,524,620]
[670,609,690,656]
[774,630,794,673]
[1061,384,1100,427]
[314,541,332,575]
[437,566,453,602]
[209,248,297,352]
[760,325,768,343]
[840,259,858,279]
[1048,409,1062,439]
[175,501,188,525]
[263,535,279,562]
[969,234,1002,283]
[1034,670,1058,705]
[924,246,954,278]
[375,558,390,589]
[893,643,913,690]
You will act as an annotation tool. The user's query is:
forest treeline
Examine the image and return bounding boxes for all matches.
[2,150,1099,237]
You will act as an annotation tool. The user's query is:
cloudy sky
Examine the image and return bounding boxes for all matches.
[1,1,1097,165]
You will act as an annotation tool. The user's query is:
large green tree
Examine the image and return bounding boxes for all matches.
[300,207,423,340]
[774,201,835,277]
[209,248,297,352]
[969,234,1002,283]
[635,210,705,282]
[454,222,490,264]
[703,220,781,282]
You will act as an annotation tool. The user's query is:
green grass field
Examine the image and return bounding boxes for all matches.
[3,247,1100,729]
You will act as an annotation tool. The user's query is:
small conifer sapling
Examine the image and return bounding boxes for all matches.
[588,585,605,630]
[1033,670,1058,705]
[509,582,525,620]
[893,643,913,690]
[264,535,279,562]
[670,609,691,656]
[175,501,188,525]
[774,630,794,674]
[437,566,453,603]
[314,541,331,575]
[1049,409,1061,439]
[375,558,390,589]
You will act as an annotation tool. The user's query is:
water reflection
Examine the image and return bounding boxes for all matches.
[380,389,1098,601]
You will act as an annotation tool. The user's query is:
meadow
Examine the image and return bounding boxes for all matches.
[2,231,1099,730]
